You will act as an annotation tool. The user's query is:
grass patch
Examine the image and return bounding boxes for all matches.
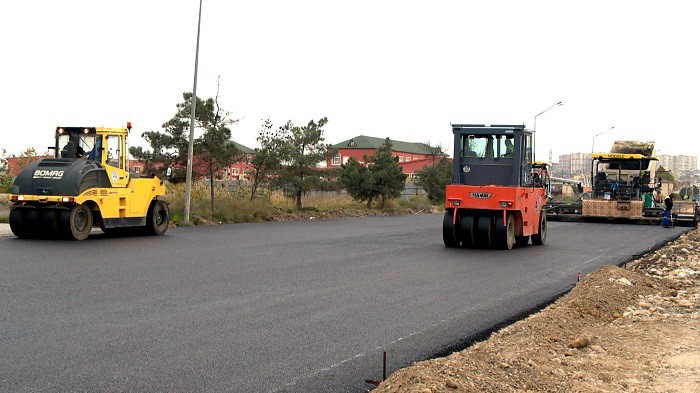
[162,182,437,226]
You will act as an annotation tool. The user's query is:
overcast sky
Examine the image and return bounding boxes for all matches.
[1,1,698,164]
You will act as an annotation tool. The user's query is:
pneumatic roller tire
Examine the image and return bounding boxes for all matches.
[23,209,41,239]
[9,209,27,239]
[532,212,547,246]
[458,214,476,248]
[59,204,93,240]
[145,200,169,236]
[39,209,59,239]
[474,216,493,249]
[442,211,459,248]
[494,214,515,250]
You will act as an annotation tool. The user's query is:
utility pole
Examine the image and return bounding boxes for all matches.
[532,101,563,162]
[184,0,203,223]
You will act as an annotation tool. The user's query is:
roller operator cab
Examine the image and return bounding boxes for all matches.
[9,124,169,240]
[443,124,548,249]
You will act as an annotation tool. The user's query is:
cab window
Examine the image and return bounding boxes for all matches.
[460,135,495,158]
[497,135,515,158]
[106,135,123,168]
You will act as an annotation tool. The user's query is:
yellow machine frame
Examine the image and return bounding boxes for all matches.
[10,125,166,230]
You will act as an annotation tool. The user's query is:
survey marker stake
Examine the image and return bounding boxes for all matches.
[365,351,387,386]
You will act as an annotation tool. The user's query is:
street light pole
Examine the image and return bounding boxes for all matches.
[591,126,615,155]
[184,0,203,223]
[532,101,563,162]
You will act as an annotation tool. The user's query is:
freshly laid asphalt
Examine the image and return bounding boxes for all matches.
[0,215,688,392]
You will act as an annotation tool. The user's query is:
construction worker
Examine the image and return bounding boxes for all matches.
[660,195,673,228]
[503,138,514,157]
[60,135,84,158]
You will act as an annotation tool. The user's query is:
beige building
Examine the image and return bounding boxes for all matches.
[658,155,698,175]
[558,152,592,177]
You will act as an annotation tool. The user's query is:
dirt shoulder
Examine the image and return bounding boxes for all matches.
[376,229,700,392]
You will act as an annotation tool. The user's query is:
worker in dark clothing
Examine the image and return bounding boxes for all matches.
[61,136,85,158]
[660,196,673,228]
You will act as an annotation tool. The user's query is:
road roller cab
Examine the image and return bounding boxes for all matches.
[8,124,169,240]
[443,124,547,249]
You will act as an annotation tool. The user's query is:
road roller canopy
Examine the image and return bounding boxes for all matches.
[451,124,535,187]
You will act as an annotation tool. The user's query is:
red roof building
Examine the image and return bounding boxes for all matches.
[327,135,445,177]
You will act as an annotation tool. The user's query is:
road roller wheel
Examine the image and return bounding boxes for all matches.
[474,216,493,248]
[38,209,59,239]
[532,212,547,246]
[458,214,476,248]
[23,209,41,239]
[59,204,93,240]
[145,200,169,236]
[495,214,515,250]
[9,208,27,238]
[515,235,529,247]
[442,211,459,248]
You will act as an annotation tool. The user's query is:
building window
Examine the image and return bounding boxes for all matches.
[133,166,141,174]
[332,153,341,165]
[398,156,403,162]
[232,168,240,175]
[405,157,411,162]
[343,156,349,164]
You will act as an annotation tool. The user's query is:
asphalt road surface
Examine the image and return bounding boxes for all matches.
[0,214,688,392]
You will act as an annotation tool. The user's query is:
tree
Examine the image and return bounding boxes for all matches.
[0,148,11,193]
[366,138,408,207]
[656,165,676,185]
[250,118,282,200]
[0,148,6,172]
[415,157,452,204]
[339,138,408,208]
[339,157,373,207]
[424,140,447,164]
[276,118,335,210]
[16,148,41,173]
[130,80,241,212]
[195,79,242,212]
[130,93,205,182]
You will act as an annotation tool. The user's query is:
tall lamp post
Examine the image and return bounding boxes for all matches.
[591,126,615,155]
[184,0,204,223]
[533,101,563,162]
[589,126,614,187]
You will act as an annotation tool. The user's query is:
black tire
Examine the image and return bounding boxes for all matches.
[515,235,530,247]
[23,209,41,239]
[458,214,476,248]
[9,208,27,238]
[60,204,93,240]
[495,214,515,250]
[38,209,59,239]
[474,216,493,248]
[145,200,169,236]
[532,212,547,246]
[443,211,459,248]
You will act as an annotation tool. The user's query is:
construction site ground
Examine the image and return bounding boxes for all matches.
[376,228,700,392]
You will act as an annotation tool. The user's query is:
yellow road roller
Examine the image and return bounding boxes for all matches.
[8,123,169,240]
